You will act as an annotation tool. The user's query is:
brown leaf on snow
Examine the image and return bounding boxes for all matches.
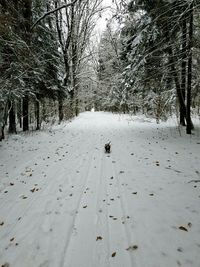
[96,236,103,241]
[0,221,4,226]
[126,245,138,251]
[179,226,188,232]
[111,252,116,257]
[30,188,36,193]
[10,237,15,242]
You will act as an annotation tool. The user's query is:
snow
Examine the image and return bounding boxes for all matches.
[0,112,200,267]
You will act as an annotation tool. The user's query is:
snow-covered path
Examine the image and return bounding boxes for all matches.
[0,112,200,267]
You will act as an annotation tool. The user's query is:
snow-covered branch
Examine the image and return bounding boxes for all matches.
[31,0,79,30]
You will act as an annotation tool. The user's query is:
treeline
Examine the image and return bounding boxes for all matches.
[96,0,200,134]
[0,0,102,140]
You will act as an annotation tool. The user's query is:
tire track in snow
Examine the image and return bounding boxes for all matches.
[102,153,134,267]
[92,150,111,267]
[0,134,91,266]
[111,154,137,267]
[59,149,97,267]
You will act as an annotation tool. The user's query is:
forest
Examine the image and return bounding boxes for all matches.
[1,2,200,267]
[0,0,200,139]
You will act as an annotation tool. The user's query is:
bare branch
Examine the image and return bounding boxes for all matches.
[31,0,79,30]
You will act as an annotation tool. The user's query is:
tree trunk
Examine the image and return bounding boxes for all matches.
[8,100,17,134]
[17,100,22,128]
[71,5,79,117]
[180,12,187,126]
[168,46,186,117]
[58,94,64,123]
[186,2,194,134]
[22,95,29,131]
[35,99,40,130]
[22,0,32,132]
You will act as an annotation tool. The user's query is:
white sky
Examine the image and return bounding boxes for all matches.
[95,0,114,32]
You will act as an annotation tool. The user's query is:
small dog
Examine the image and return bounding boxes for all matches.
[104,142,111,153]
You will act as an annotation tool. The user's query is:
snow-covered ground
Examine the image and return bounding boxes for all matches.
[0,112,200,267]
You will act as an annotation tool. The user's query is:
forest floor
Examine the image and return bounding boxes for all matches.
[0,112,200,267]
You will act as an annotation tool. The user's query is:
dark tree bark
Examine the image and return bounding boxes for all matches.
[21,0,32,131]
[58,93,64,123]
[8,100,17,134]
[22,95,29,131]
[17,100,22,128]
[180,12,187,126]
[71,5,79,117]
[186,2,194,134]
[35,99,40,130]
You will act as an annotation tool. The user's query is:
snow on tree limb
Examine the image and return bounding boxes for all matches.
[31,0,79,30]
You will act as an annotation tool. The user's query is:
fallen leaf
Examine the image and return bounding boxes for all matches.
[0,221,4,226]
[177,247,183,252]
[126,245,138,251]
[10,237,15,242]
[179,226,188,232]
[30,188,35,193]
[111,252,116,257]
